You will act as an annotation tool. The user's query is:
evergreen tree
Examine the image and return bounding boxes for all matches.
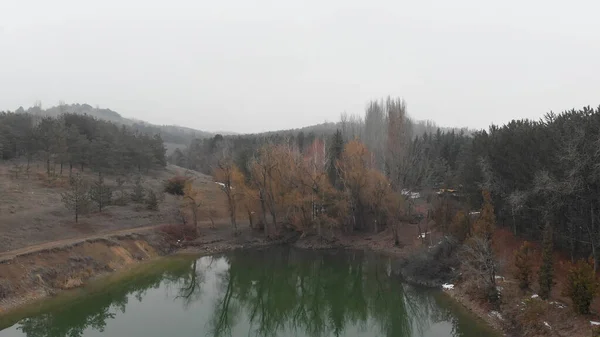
[89,175,112,212]
[131,175,145,203]
[514,241,533,290]
[563,259,599,314]
[61,174,90,223]
[538,221,555,300]
[145,189,159,211]
[114,176,129,205]
[472,190,496,241]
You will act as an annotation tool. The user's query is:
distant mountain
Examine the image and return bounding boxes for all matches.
[15,103,224,150]
[243,119,472,139]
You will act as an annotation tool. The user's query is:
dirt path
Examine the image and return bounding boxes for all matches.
[0,225,159,263]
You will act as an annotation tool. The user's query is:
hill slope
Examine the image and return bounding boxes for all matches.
[14,103,219,149]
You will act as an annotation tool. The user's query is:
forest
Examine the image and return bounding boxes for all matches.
[0,111,167,175]
[172,98,600,279]
[4,98,600,319]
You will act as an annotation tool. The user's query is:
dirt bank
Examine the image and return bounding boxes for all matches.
[0,225,508,336]
[0,231,165,313]
[0,225,298,315]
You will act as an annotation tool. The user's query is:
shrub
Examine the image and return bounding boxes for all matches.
[145,190,159,211]
[514,241,533,290]
[0,279,13,299]
[130,175,145,203]
[399,237,460,287]
[517,298,549,336]
[164,176,188,196]
[563,259,599,314]
[158,224,197,242]
[113,176,129,206]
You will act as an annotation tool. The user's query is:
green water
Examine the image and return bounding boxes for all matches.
[0,248,497,337]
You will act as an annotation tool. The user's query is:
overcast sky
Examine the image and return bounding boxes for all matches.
[1,0,599,133]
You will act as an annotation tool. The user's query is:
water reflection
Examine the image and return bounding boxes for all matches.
[1,248,495,337]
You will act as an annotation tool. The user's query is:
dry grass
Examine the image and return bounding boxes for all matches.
[0,162,226,253]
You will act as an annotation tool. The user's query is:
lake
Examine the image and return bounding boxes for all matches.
[0,247,497,337]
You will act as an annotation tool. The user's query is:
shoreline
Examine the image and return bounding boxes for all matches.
[0,228,507,336]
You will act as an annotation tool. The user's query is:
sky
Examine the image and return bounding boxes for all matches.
[1,0,599,134]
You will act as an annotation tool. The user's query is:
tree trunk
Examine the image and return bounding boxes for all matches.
[60,161,63,175]
[193,209,198,234]
[46,158,50,176]
[270,210,277,231]
[512,208,517,236]
[259,190,268,236]
[246,209,254,229]
[69,163,73,176]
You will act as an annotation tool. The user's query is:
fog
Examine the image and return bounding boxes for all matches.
[1,0,599,133]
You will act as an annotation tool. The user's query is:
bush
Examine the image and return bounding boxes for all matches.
[563,259,599,314]
[514,241,533,290]
[399,237,460,287]
[164,176,188,196]
[516,298,550,336]
[145,190,159,211]
[130,175,145,203]
[158,224,197,242]
[0,279,13,299]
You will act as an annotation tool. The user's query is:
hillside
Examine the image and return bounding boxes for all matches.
[14,103,218,150]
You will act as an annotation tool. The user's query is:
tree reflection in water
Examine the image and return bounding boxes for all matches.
[4,248,492,337]
[206,248,453,337]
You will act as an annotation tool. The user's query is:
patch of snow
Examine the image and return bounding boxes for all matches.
[469,211,481,215]
[418,231,431,239]
[543,322,551,329]
[531,294,539,299]
[591,321,600,326]
[401,189,421,199]
[215,182,226,188]
[489,311,504,320]
[442,283,454,290]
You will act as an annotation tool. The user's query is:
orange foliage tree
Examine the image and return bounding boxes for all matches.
[214,157,247,233]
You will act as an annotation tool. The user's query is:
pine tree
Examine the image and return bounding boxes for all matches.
[563,259,599,314]
[113,176,129,205]
[473,190,496,241]
[538,221,555,300]
[89,175,112,212]
[131,175,145,203]
[449,210,470,242]
[514,241,533,290]
[145,189,159,211]
[61,174,90,223]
